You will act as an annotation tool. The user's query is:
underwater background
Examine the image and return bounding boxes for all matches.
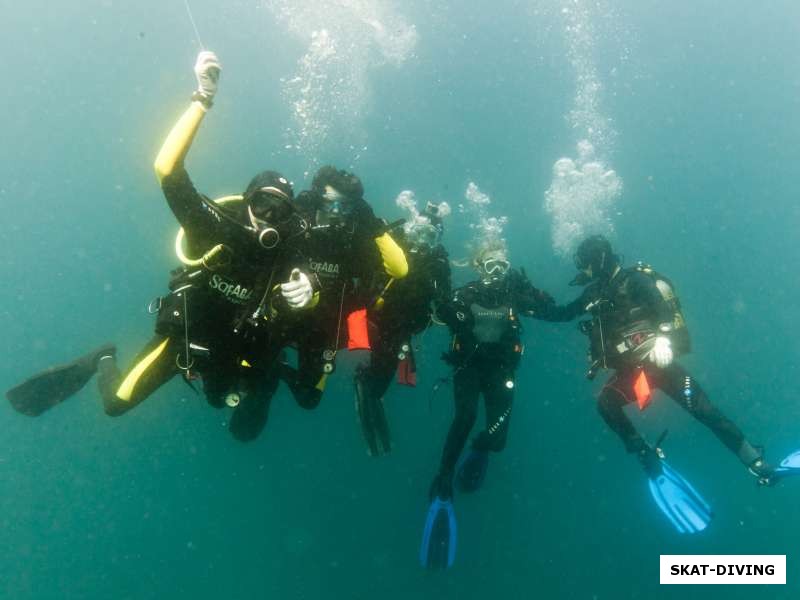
[2,0,800,598]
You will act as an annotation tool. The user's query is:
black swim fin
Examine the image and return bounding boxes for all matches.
[6,344,116,416]
[354,370,392,456]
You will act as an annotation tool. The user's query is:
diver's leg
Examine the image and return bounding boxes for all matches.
[201,364,236,409]
[279,336,326,410]
[600,369,669,476]
[361,338,400,400]
[657,363,755,465]
[354,336,399,456]
[597,370,643,450]
[99,335,180,416]
[228,365,280,442]
[430,366,480,499]
[453,364,512,492]
[598,371,665,475]
[472,365,514,453]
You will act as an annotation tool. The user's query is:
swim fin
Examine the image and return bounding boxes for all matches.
[6,344,116,417]
[419,497,457,569]
[648,461,712,534]
[354,372,392,456]
[769,449,800,482]
[456,449,489,492]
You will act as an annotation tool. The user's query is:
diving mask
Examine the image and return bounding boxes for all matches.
[482,257,510,276]
[247,186,291,221]
[321,187,355,217]
[246,186,295,249]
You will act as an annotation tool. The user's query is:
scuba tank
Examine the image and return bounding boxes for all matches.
[633,261,690,354]
[580,262,691,377]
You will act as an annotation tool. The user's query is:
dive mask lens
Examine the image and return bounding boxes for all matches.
[249,187,290,221]
[573,252,587,270]
[246,191,288,250]
[321,188,355,217]
[322,199,354,217]
[483,258,509,275]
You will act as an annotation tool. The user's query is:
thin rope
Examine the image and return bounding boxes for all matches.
[183,0,205,49]
[333,283,347,352]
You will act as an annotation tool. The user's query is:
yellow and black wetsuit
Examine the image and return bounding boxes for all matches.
[98,100,302,428]
[3,101,250,420]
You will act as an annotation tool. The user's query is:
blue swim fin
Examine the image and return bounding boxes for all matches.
[419,497,457,569]
[648,461,712,534]
[770,449,800,481]
[456,449,489,492]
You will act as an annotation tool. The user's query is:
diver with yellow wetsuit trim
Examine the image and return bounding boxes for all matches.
[6,51,318,441]
[354,201,452,457]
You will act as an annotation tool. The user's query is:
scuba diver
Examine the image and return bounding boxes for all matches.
[249,165,409,416]
[543,234,800,533]
[420,245,556,569]
[354,200,452,457]
[6,51,316,443]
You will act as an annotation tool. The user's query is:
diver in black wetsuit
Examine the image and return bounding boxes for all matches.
[354,201,452,456]
[545,235,779,484]
[241,165,409,418]
[6,51,316,443]
[428,246,556,500]
[102,51,318,434]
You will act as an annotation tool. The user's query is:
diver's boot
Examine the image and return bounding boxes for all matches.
[636,442,664,479]
[277,361,322,410]
[429,470,454,502]
[7,343,116,416]
[738,441,776,486]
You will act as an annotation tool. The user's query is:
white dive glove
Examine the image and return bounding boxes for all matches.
[649,336,673,368]
[280,269,313,309]
[193,50,221,106]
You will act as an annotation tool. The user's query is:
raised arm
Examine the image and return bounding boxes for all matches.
[154,51,220,184]
[152,52,228,241]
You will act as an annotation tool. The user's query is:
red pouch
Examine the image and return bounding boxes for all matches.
[347,309,371,350]
[634,369,651,410]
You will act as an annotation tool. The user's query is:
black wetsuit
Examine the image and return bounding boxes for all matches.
[545,265,752,466]
[246,189,389,414]
[99,167,307,441]
[431,269,555,497]
[354,239,452,455]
